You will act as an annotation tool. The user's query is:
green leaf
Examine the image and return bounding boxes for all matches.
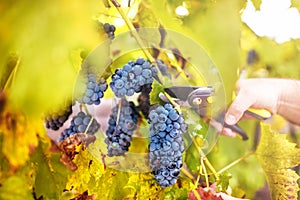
[97,169,129,200]
[0,175,33,200]
[217,171,232,192]
[256,123,300,199]
[0,53,19,90]
[0,0,101,116]
[124,173,163,200]
[150,80,166,105]
[31,139,70,200]
[133,1,162,46]
[163,186,189,200]
[183,108,208,173]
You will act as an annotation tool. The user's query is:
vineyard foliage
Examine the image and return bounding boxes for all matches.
[1,0,300,199]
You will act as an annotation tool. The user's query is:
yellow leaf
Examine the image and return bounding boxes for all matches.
[251,0,262,10]
[0,104,45,168]
[256,123,300,199]
[66,143,105,195]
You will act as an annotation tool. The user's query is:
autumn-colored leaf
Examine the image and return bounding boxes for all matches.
[58,133,96,171]
[256,123,300,199]
[0,103,43,168]
[65,143,105,196]
[70,190,95,200]
[189,187,224,200]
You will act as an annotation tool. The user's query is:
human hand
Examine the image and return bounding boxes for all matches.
[224,78,284,126]
[223,78,300,138]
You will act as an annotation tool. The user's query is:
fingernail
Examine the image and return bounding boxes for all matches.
[225,114,236,125]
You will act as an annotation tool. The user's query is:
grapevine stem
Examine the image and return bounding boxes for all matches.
[110,0,155,63]
[112,99,123,137]
[201,152,219,182]
[181,165,196,182]
[162,92,182,114]
[4,56,21,91]
[200,156,209,188]
[82,104,91,115]
[193,137,219,181]
[84,116,94,135]
[217,151,254,174]
[192,189,201,200]
[194,173,201,189]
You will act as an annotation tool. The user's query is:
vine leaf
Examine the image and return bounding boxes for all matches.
[0,175,34,200]
[123,173,163,199]
[149,80,165,105]
[97,169,129,200]
[0,53,19,90]
[70,190,95,200]
[65,144,105,197]
[31,139,71,200]
[251,0,262,10]
[0,103,43,168]
[255,123,300,199]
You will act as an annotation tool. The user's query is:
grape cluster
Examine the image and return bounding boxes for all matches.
[58,111,100,142]
[78,73,108,105]
[103,23,116,39]
[45,104,72,131]
[148,104,187,187]
[105,99,139,157]
[110,58,157,98]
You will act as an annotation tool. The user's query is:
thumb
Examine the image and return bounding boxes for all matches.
[225,92,254,125]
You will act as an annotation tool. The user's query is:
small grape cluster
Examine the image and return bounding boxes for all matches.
[58,111,100,142]
[45,104,72,131]
[103,23,116,39]
[148,104,186,187]
[78,73,108,105]
[110,58,157,97]
[105,99,139,157]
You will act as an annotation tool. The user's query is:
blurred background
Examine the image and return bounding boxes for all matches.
[1,0,300,199]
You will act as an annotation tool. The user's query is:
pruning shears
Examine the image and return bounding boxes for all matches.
[164,86,271,140]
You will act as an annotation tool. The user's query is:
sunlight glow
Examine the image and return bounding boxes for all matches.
[242,0,300,43]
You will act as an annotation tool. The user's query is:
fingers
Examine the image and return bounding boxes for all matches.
[221,127,237,138]
[225,90,254,125]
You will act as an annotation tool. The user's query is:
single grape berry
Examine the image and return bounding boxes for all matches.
[247,49,259,65]
[110,58,157,98]
[45,104,73,131]
[103,23,116,39]
[57,111,100,142]
[148,103,187,188]
[105,99,139,157]
[78,73,108,105]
